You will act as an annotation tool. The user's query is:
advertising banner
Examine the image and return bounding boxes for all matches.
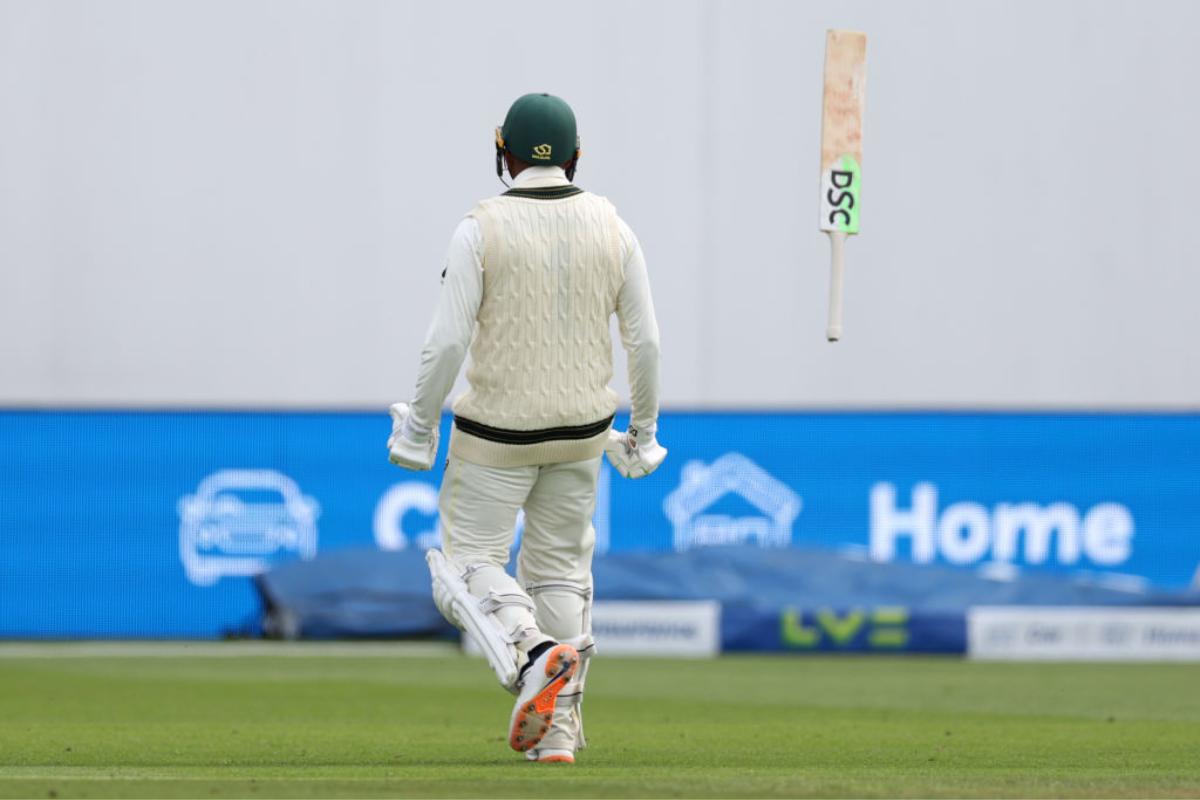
[591,600,721,657]
[2,410,1197,637]
[968,606,1200,660]
[465,601,721,658]
[721,606,966,653]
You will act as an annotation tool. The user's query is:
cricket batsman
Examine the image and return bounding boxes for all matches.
[386,93,664,763]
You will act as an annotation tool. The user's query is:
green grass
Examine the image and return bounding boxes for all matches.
[1,647,1199,798]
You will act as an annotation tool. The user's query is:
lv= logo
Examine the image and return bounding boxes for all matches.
[781,607,910,649]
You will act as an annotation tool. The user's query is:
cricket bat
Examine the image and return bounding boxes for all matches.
[819,29,867,342]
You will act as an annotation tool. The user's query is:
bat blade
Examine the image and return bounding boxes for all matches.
[819,30,867,235]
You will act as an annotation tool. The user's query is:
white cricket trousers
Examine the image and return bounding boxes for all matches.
[438,454,601,648]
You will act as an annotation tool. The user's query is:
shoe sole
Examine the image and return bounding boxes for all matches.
[533,753,575,764]
[508,644,579,753]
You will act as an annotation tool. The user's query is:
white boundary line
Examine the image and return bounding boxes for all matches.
[0,641,460,658]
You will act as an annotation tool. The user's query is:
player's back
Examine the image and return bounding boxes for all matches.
[453,185,625,448]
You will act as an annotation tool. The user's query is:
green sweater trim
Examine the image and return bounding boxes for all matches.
[502,185,584,200]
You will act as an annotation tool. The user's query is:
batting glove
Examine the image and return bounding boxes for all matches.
[604,425,667,479]
[387,402,438,471]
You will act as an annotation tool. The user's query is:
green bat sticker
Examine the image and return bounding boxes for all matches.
[822,155,861,234]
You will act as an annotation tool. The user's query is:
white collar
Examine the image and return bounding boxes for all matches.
[512,165,569,188]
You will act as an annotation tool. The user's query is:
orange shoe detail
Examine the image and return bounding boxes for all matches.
[508,644,578,753]
[537,753,575,764]
[533,690,558,714]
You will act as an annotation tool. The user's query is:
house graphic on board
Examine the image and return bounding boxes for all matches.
[663,453,802,552]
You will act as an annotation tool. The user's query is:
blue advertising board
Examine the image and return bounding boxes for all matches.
[720,606,967,654]
[1,409,1198,637]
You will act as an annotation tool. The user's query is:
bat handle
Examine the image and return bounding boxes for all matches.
[826,230,847,342]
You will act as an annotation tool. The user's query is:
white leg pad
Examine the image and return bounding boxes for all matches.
[427,548,530,691]
[557,632,595,749]
[523,578,595,750]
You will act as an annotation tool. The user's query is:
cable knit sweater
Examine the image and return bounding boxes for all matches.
[450,189,624,466]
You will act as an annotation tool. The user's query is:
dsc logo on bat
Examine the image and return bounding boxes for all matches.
[820,156,861,235]
[826,170,856,226]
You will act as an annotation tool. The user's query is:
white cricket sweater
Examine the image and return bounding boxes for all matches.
[406,166,661,468]
[449,185,623,465]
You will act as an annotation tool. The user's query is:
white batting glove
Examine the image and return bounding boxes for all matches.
[387,402,438,471]
[604,425,667,479]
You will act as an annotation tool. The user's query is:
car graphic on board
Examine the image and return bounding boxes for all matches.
[178,469,319,586]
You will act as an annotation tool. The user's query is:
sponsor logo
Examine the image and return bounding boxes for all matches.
[178,470,319,586]
[820,155,860,233]
[780,607,910,649]
[373,481,440,552]
[591,600,721,657]
[663,453,801,552]
[531,143,553,160]
[968,607,1200,661]
[870,482,1134,568]
[826,170,856,226]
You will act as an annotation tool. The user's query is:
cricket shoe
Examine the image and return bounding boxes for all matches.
[508,642,579,753]
[524,705,580,763]
[525,747,574,764]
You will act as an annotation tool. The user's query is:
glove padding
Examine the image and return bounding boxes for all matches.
[387,402,438,471]
[604,426,667,479]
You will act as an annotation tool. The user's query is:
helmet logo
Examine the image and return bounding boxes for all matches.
[532,143,553,160]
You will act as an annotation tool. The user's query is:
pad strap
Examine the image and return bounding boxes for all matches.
[478,591,536,617]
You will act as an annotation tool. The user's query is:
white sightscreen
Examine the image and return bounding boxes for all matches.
[2,0,1198,408]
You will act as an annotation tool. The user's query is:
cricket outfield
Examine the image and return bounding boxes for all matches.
[1,644,1197,799]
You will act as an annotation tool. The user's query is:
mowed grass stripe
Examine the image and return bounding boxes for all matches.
[1,655,1198,798]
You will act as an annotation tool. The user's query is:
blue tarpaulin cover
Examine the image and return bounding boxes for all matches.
[254,545,1199,648]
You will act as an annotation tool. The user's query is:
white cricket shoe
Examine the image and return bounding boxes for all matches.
[508,642,579,753]
[524,706,580,763]
[525,747,575,764]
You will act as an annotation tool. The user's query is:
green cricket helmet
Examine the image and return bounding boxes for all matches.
[495,93,581,182]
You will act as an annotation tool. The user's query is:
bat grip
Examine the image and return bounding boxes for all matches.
[826,230,847,341]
